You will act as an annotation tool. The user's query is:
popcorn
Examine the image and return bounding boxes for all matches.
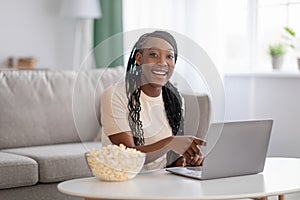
[86,144,146,181]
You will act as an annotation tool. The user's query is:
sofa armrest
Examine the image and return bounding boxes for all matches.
[182,93,211,139]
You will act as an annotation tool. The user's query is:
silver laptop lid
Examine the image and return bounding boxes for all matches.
[201,119,273,179]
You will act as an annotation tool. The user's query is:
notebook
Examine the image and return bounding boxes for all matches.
[166,119,273,180]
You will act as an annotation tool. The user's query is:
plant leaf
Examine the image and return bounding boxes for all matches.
[284,27,296,37]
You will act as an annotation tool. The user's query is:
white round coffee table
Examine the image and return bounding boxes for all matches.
[58,157,300,200]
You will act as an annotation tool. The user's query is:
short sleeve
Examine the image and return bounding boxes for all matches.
[101,83,131,137]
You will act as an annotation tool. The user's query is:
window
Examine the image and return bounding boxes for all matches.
[257,0,300,70]
[221,0,300,71]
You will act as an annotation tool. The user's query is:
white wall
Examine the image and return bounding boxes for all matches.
[0,0,75,69]
[224,72,300,158]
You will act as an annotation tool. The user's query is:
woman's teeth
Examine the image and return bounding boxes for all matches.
[152,70,167,75]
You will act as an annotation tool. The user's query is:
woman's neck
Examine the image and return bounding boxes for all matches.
[141,84,162,97]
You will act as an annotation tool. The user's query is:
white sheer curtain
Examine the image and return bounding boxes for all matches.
[122,0,222,65]
[123,0,186,35]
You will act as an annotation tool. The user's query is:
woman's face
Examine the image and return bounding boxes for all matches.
[136,37,175,88]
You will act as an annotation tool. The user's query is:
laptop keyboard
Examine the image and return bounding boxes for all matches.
[186,166,202,171]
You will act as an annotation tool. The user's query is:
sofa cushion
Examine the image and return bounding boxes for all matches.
[3,142,101,183]
[0,66,124,149]
[0,152,38,189]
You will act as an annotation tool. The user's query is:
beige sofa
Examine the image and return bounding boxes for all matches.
[0,66,210,200]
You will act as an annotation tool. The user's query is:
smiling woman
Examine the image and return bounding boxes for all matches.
[136,38,176,96]
[100,30,206,171]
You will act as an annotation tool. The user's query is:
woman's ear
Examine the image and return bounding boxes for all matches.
[135,52,142,66]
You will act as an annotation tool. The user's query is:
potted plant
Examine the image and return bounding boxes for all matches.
[268,43,286,70]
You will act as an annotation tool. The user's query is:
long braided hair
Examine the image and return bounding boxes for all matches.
[126,31,184,146]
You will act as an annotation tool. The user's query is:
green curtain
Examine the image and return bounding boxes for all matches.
[94,0,123,68]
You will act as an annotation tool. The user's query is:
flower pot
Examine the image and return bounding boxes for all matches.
[271,56,283,70]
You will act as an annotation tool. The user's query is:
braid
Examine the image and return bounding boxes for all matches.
[162,82,184,136]
[126,44,145,146]
[126,30,183,146]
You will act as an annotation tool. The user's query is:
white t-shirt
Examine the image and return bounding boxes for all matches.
[101,81,181,170]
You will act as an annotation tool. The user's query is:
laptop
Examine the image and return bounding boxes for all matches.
[166,119,273,180]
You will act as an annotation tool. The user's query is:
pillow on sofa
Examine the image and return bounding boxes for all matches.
[0,66,125,149]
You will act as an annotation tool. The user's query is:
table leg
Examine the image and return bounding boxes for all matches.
[278,194,285,200]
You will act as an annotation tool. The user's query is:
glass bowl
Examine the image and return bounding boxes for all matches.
[85,144,146,181]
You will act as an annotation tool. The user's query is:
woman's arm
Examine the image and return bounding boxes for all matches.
[109,132,172,163]
[108,132,206,164]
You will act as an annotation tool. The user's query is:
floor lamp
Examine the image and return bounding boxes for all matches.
[60,0,102,70]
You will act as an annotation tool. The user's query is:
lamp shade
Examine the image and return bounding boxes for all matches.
[60,0,102,19]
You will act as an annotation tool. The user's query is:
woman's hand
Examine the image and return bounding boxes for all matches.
[174,156,187,167]
[183,138,205,166]
[184,150,204,166]
[169,136,206,166]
